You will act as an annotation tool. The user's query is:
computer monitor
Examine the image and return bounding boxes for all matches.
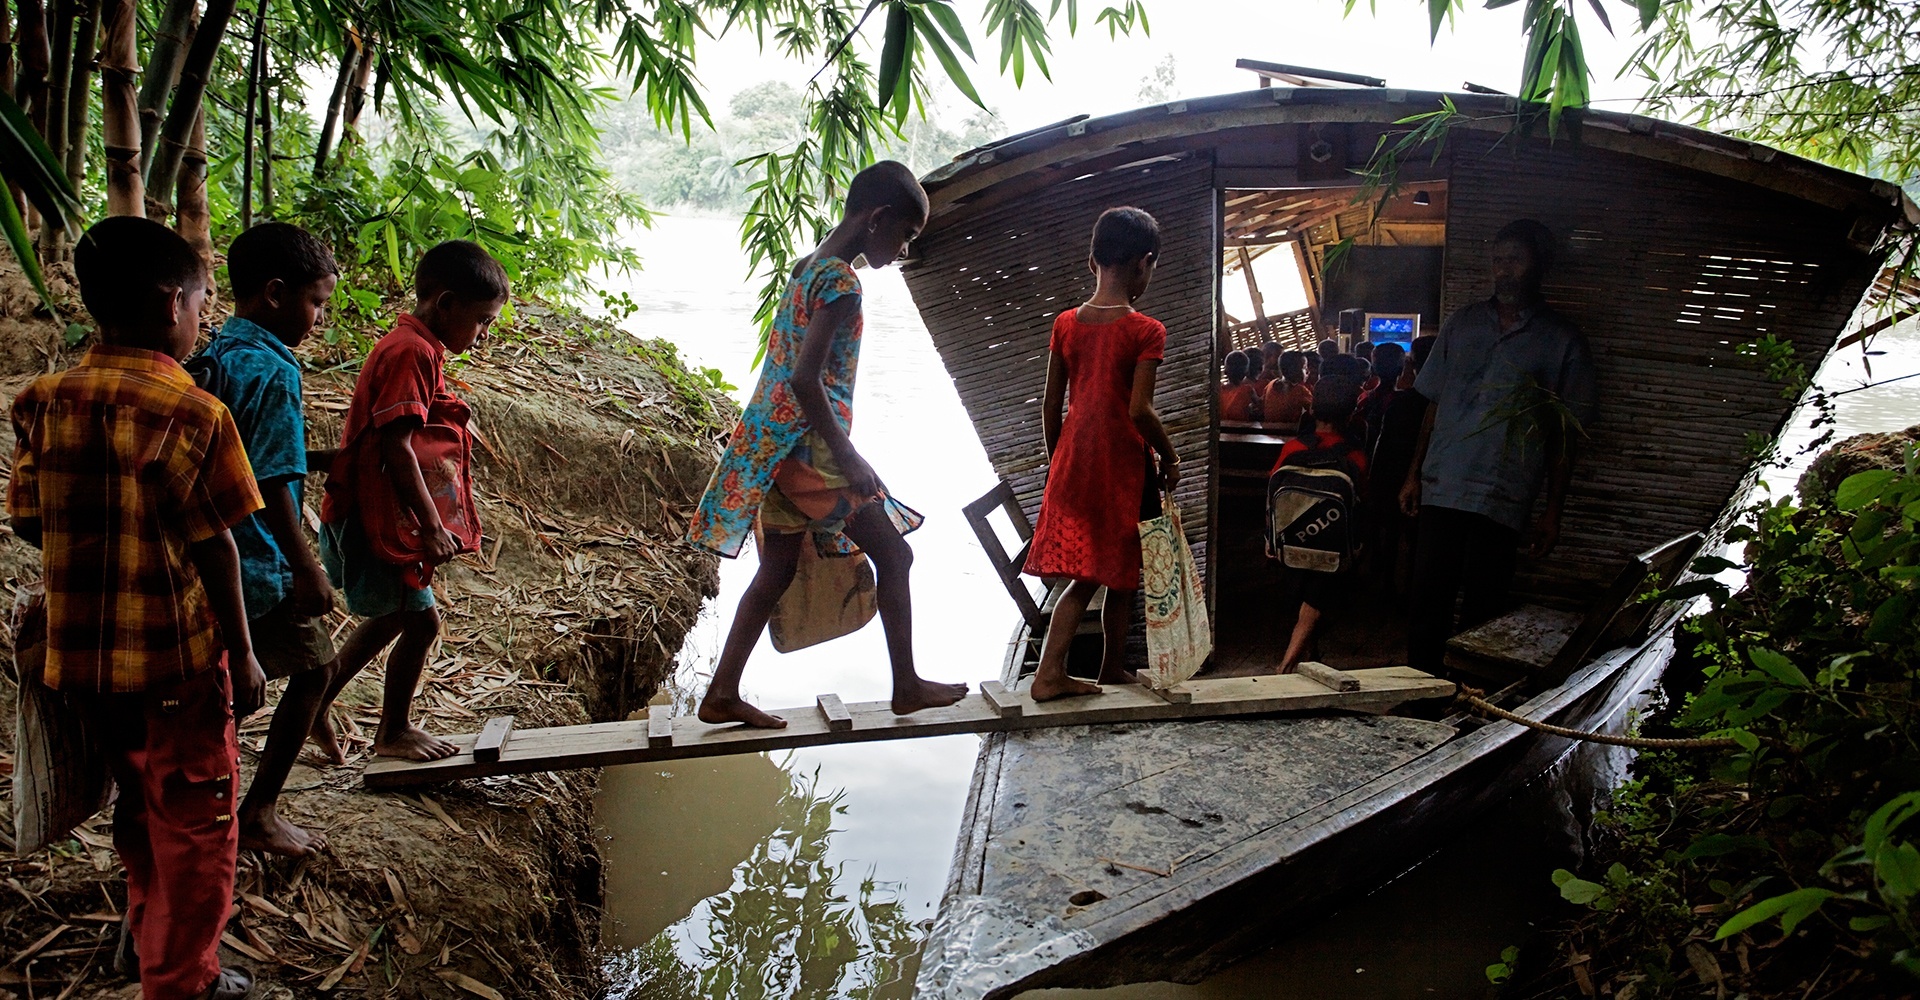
[1365,313,1419,346]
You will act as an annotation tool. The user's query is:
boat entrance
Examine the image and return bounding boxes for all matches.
[1211,184,1448,675]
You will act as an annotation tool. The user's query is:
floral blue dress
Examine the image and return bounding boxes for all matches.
[685,256,920,557]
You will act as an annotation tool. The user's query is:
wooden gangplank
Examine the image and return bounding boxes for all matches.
[363,666,1455,789]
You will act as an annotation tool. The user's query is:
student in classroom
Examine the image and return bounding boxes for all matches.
[1357,340,1406,452]
[1023,206,1180,702]
[1254,340,1283,392]
[197,223,345,858]
[686,161,968,729]
[10,217,265,999]
[1262,349,1313,432]
[319,240,505,761]
[1219,349,1258,423]
[1270,375,1369,673]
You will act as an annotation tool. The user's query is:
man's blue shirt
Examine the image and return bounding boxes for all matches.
[206,317,308,618]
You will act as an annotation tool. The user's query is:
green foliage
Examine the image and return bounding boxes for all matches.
[1533,445,1920,993]
[0,88,82,308]
[1485,944,1521,984]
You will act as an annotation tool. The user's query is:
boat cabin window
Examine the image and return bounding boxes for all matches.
[1212,185,1448,674]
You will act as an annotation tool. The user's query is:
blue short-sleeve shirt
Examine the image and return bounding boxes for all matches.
[206,317,308,618]
[1413,298,1598,532]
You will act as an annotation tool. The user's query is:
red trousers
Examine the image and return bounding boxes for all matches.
[74,662,240,1000]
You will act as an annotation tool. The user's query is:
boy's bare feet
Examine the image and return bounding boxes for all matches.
[698,693,788,729]
[238,808,327,857]
[374,726,458,761]
[891,678,970,716]
[1029,674,1102,702]
[308,711,347,766]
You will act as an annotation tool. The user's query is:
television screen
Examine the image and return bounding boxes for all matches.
[1366,314,1419,345]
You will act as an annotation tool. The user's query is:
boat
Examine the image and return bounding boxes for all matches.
[898,65,1918,998]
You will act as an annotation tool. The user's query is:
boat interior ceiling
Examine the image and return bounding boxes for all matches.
[904,87,1907,681]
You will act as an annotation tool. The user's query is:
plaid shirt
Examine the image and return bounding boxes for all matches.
[8,345,264,692]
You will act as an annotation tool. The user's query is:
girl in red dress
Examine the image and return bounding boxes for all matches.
[1024,207,1180,701]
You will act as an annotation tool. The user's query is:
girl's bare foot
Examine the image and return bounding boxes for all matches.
[308,711,348,766]
[698,692,788,729]
[238,808,327,858]
[1029,673,1103,702]
[891,678,970,715]
[374,726,458,761]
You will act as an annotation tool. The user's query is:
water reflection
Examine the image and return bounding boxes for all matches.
[604,763,923,1000]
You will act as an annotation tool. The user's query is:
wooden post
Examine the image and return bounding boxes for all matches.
[1236,245,1268,340]
[1293,235,1321,335]
[1297,661,1359,692]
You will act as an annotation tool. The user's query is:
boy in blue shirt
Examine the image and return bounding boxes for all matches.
[206,223,343,858]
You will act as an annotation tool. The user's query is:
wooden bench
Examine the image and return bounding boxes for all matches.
[1445,532,1701,689]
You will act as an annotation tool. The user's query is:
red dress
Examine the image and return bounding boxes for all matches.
[1024,309,1167,591]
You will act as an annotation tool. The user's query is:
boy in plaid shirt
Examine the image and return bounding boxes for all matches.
[10,217,264,1000]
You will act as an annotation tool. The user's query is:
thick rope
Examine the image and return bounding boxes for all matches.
[1458,686,1742,751]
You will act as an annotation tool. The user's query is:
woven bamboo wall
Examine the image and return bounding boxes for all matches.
[1442,132,1878,605]
[904,155,1219,582]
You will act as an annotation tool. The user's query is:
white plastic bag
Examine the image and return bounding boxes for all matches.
[1138,498,1211,689]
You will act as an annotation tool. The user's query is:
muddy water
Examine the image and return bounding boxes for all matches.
[592,214,1920,998]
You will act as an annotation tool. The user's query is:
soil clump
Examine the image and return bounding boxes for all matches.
[0,264,732,1000]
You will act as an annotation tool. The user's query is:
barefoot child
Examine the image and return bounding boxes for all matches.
[1023,207,1180,702]
[686,160,968,728]
[10,217,264,999]
[196,223,342,857]
[319,240,504,760]
[1272,375,1369,672]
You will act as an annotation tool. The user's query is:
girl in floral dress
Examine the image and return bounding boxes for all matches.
[1024,207,1181,701]
[684,162,969,728]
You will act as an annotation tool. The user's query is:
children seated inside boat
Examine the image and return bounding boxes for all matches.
[1261,350,1313,432]
[1220,350,1258,423]
[1254,340,1283,393]
[1270,376,1369,673]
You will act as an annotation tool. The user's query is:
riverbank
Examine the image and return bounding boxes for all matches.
[1499,424,1920,1000]
[0,262,730,1000]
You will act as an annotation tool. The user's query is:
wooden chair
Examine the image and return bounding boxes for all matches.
[1445,531,1702,690]
[963,481,1105,638]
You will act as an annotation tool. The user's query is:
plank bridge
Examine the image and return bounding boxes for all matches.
[362,665,1454,789]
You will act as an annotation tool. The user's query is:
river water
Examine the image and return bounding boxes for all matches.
[591,214,1920,998]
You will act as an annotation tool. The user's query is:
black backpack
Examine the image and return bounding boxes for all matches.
[181,345,229,400]
[1266,434,1362,573]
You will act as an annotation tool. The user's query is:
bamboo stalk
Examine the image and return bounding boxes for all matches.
[15,0,50,130]
[239,0,265,227]
[259,75,272,218]
[0,7,15,100]
[146,0,237,212]
[35,0,73,259]
[311,26,358,176]
[175,105,209,264]
[134,0,195,175]
[97,0,140,216]
[62,0,100,191]
[335,30,373,159]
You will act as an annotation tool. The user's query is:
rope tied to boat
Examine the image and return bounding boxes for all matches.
[1455,685,1746,751]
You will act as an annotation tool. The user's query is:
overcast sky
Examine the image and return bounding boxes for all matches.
[681,0,1663,135]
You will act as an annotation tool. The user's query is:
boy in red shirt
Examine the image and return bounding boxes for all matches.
[1271,376,1368,673]
[11,217,264,999]
[318,241,505,760]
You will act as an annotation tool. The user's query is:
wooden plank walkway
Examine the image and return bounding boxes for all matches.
[363,667,1455,789]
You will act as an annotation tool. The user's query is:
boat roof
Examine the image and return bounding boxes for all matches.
[918,85,1919,231]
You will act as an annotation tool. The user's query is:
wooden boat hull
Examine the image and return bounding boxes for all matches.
[914,613,1681,998]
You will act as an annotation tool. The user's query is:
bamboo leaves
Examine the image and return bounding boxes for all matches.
[875,1,984,119]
